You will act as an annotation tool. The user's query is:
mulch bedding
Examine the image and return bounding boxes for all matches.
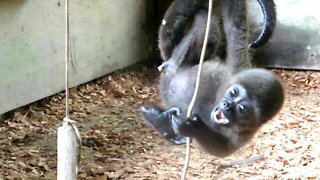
[0,67,319,179]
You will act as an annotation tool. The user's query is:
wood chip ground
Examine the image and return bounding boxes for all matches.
[0,67,319,179]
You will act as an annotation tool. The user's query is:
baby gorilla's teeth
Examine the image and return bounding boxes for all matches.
[220,118,229,124]
[220,112,230,124]
[213,110,230,124]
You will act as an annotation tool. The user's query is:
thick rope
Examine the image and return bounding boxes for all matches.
[181,0,213,179]
[64,0,82,170]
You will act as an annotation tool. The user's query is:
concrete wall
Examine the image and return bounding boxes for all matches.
[159,0,320,70]
[0,0,154,114]
[249,0,320,70]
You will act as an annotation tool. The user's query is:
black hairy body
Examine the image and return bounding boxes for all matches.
[158,0,276,62]
[140,0,284,157]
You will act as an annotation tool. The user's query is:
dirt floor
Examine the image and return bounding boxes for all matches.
[0,67,319,179]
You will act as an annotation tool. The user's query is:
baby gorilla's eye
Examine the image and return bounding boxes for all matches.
[239,104,247,113]
[230,88,238,98]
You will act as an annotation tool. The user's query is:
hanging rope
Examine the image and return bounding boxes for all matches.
[64,0,82,169]
[65,0,70,119]
[181,0,213,179]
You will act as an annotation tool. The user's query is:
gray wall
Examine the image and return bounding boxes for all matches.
[249,0,320,70]
[0,0,154,114]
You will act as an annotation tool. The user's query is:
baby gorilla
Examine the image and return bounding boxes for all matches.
[141,0,284,157]
[141,68,284,157]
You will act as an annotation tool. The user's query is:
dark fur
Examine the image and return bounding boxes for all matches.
[158,0,208,61]
[140,0,284,157]
[158,0,276,61]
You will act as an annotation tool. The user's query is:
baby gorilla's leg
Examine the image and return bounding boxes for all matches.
[140,105,186,145]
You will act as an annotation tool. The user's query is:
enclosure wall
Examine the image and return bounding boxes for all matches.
[0,0,155,114]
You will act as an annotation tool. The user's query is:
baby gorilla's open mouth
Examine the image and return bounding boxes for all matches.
[212,109,230,125]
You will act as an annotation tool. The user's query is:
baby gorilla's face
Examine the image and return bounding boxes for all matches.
[211,83,261,129]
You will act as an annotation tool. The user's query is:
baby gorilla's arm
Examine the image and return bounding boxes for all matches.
[171,113,206,137]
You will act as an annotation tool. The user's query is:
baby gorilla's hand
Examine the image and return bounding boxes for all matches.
[171,113,204,137]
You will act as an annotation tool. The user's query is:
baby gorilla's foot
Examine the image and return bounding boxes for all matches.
[166,135,186,145]
[140,105,186,145]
